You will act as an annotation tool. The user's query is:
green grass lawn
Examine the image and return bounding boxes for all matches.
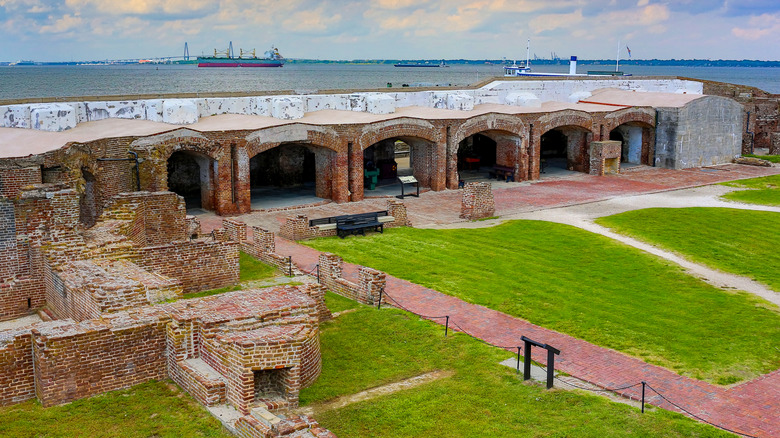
[742,154,780,163]
[597,207,780,293]
[306,223,780,385]
[0,381,231,438]
[720,174,780,206]
[301,301,731,437]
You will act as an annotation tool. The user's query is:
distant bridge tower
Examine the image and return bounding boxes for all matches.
[229,41,234,59]
[184,42,189,61]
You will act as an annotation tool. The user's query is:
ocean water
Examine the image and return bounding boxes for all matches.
[0,63,778,101]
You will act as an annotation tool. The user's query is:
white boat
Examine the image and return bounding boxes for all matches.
[504,39,585,77]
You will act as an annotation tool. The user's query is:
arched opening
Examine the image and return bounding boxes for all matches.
[457,134,496,177]
[249,143,333,209]
[540,126,591,175]
[609,122,654,167]
[79,168,99,228]
[363,137,434,195]
[167,150,214,211]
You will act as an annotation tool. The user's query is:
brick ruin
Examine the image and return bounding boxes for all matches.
[460,182,496,220]
[0,172,336,435]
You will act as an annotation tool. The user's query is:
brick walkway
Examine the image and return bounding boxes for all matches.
[275,238,779,438]
[198,164,780,436]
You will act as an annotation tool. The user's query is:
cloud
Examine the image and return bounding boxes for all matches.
[283,7,342,33]
[732,13,780,40]
[64,0,218,19]
[530,10,583,34]
[38,13,81,33]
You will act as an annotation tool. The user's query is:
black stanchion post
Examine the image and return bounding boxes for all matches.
[523,338,532,381]
[316,264,320,283]
[546,348,556,389]
[641,381,646,413]
[516,347,521,374]
[445,316,449,337]
[377,288,383,310]
[288,256,293,277]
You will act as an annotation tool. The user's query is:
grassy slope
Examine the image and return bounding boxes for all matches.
[302,302,731,438]
[720,174,780,206]
[306,222,780,384]
[597,207,780,292]
[0,381,231,438]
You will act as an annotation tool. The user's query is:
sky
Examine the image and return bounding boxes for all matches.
[1,0,779,62]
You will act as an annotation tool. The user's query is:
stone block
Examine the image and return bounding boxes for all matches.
[473,90,500,105]
[271,97,305,120]
[30,104,77,132]
[144,99,164,122]
[447,93,475,111]
[249,96,271,116]
[431,92,449,109]
[203,97,251,115]
[162,99,199,125]
[505,92,541,108]
[366,94,396,115]
[1,105,31,129]
[83,101,146,121]
[66,102,88,124]
[349,94,367,112]
[304,95,350,112]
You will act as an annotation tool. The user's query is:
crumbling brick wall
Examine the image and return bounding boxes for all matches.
[318,253,387,306]
[242,227,291,272]
[0,167,42,199]
[137,240,239,294]
[460,182,495,220]
[589,141,622,176]
[0,330,35,406]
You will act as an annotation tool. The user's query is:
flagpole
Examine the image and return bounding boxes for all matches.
[616,39,621,72]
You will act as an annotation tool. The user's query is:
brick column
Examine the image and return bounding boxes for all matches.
[529,125,541,180]
[460,182,495,220]
[332,151,349,204]
[348,143,364,202]
[446,128,459,190]
[431,134,447,191]
[233,145,252,214]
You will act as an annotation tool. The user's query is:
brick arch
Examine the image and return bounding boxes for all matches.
[130,128,222,162]
[357,118,439,150]
[451,113,526,149]
[535,110,594,135]
[603,107,656,132]
[245,124,341,159]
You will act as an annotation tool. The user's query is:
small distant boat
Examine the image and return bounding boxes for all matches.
[198,43,284,68]
[10,60,35,66]
[394,60,448,68]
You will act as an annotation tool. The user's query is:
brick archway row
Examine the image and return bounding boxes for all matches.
[57,109,659,215]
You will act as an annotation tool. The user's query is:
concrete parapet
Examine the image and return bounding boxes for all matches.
[30,103,76,131]
[447,93,475,111]
[271,97,304,120]
[162,99,199,125]
[1,105,31,129]
[505,92,542,108]
[366,94,396,115]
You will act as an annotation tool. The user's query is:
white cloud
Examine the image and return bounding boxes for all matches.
[38,13,82,33]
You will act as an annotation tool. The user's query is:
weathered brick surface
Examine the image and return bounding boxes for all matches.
[137,240,239,294]
[460,182,495,220]
[318,253,387,306]
[0,287,326,415]
[589,141,622,176]
[0,167,41,199]
[242,227,292,273]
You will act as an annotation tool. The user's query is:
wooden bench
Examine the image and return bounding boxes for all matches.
[309,211,393,238]
[488,165,515,182]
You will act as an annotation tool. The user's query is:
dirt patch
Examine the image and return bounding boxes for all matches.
[297,370,455,416]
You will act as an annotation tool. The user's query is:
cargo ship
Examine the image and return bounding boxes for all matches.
[197,45,284,68]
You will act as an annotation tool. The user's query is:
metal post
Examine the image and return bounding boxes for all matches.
[523,339,532,381]
[444,316,449,337]
[641,381,646,413]
[288,256,293,277]
[516,347,521,374]
[377,287,383,310]
[546,348,556,389]
[316,264,320,283]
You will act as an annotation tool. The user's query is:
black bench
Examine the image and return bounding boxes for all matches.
[488,165,515,182]
[310,211,388,238]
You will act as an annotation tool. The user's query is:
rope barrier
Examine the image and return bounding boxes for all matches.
[645,384,759,438]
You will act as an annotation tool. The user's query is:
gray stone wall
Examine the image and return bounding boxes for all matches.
[655,96,743,169]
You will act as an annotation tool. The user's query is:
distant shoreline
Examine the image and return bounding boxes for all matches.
[2,59,779,67]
